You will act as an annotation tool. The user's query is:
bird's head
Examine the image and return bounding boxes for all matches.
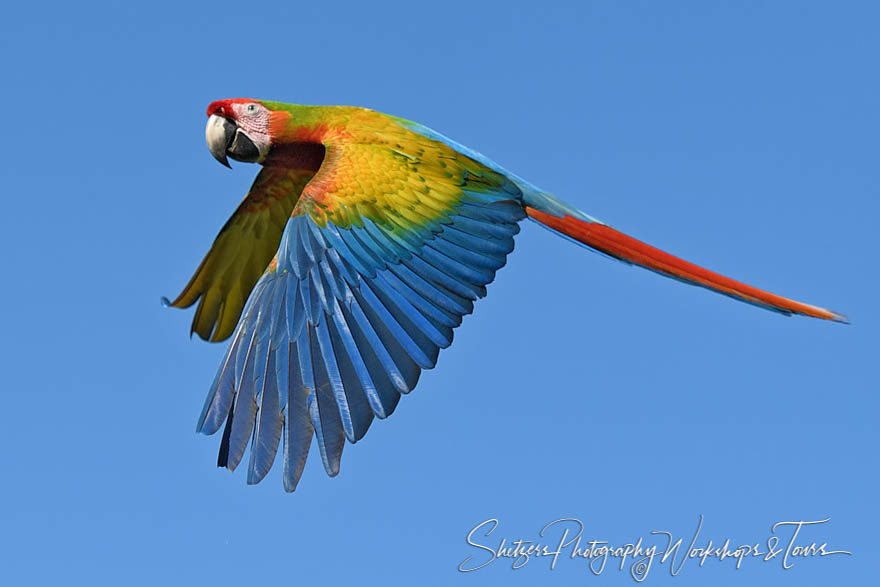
[205,99,274,167]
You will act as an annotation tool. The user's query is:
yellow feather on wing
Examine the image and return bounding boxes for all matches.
[292,125,518,233]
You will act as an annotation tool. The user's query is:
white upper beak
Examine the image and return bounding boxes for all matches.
[205,114,236,168]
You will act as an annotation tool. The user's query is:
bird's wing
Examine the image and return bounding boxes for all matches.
[167,167,316,341]
[196,127,526,491]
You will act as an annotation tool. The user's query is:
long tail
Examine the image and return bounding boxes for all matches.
[523,194,846,323]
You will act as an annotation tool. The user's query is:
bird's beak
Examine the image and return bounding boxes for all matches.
[205,114,262,167]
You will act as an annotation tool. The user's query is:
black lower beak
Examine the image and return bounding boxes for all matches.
[227,129,260,162]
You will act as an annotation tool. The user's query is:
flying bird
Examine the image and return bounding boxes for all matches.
[165,99,844,491]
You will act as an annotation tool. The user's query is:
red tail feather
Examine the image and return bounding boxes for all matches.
[526,207,846,323]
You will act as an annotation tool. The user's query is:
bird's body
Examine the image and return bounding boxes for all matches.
[167,99,843,491]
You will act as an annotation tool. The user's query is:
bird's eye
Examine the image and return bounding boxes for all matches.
[247,103,257,113]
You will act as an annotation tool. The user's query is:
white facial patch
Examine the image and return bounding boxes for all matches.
[231,102,272,161]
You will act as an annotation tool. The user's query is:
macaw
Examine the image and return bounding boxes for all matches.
[165,98,844,491]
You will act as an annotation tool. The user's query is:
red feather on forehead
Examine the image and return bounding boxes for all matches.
[206,98,256,117]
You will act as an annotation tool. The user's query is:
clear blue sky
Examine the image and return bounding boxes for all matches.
[0,1,875,585]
